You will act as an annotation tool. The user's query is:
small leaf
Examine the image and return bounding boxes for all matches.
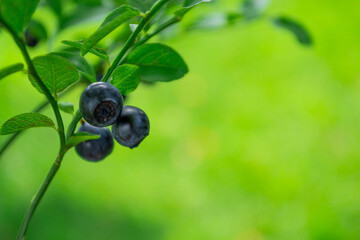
[0,0,40,33]
[61,40,109,64]
[241,0,269,20]
[53,51,96,83]
[273,16,313,46]
[127,0,158,12]
[58,102,74,115]
[111,64,140,95]
[81,5,140,56]
[66,132,101,148]
[29,53,80,96]
[0,113,55,135]
[174,0,212,17]
[127,43,188,82]
[0,63,24,81]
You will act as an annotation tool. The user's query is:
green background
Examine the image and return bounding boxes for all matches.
[1,0,360,239]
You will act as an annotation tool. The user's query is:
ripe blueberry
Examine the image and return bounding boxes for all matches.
[25,30,39,47]
[80,82,123,127]
[112,106,150,149]
[75,122,114,162]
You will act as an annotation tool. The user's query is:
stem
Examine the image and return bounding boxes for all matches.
[135,16,181,47]
[0,17,66,150]
[16,152,65,240]
[0,17,67,239]
[101,0,171,82]
[66,110,82,140]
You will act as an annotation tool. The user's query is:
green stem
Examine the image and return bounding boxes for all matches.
[0,16,67,240]
[66,110,82,140]
[16,152,65,240]
[0,17,66,150]
[135,16,181,47]
[101,0,171,82]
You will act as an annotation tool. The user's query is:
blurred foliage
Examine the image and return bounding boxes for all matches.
[1,0,360,239]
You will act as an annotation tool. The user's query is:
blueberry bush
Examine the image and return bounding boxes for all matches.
[0,0,311,239]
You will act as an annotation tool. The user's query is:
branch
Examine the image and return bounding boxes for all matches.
[16,153,65,240]
[0,16,67,240]
[135,16,181,47]
[0,17,66,150]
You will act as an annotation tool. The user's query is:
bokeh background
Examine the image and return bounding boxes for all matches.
[1,0,360,239]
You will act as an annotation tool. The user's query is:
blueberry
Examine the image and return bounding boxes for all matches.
[75,122,114,162]
[25,30,39,47]
[112,106,150,149]
[80,82,123,127]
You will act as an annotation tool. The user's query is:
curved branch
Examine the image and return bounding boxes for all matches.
[0,17,66,150]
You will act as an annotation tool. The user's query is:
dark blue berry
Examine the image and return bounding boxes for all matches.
[25,30,39,47]
[112,106,150,149]
[75,122,114,162]
[24,20,47,48]
[80,82,123,127]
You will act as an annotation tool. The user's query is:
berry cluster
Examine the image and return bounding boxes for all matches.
[76,82,150,162]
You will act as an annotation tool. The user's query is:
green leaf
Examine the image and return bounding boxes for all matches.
[0,0,40,33]
[175,0,212,17]
[241,0,269,19]
[127,43,188,82]
[111,64,140,95]
[127,0,157,12]
[29,53,80,96]
[273,16,313,46]
[0,113,55,135]
[0,63,24,81]
[61,40,109,64]
[81,5,140,56]
[53,51,96,83]
[66,132,101,148]
[58,102,74,115]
